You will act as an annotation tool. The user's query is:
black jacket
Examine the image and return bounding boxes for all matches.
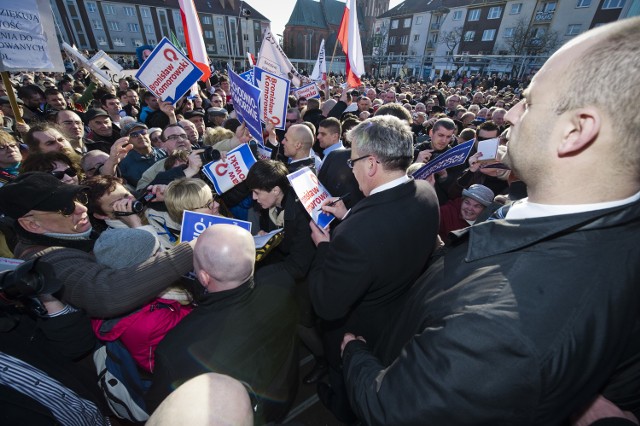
[343,199,640,425]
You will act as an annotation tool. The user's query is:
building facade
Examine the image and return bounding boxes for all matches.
[373,0,631,80]
[51,0,269,67]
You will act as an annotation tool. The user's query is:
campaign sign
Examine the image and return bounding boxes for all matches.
[239,69,255,85]
[202,143,256,194]
[255,142,272,161]
[227,64,263,142]
[254,66,290,131]
[412,139,474,180]
[293,83,321,100]
[136,37,203,104]
[180,210,251,243]
[287,167,334,229]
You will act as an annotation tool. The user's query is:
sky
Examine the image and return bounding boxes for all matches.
[243,0,404,37]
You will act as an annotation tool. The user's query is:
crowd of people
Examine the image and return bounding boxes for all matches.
[0,17,639,426]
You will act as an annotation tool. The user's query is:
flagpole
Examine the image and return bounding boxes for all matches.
[328,39,340,88]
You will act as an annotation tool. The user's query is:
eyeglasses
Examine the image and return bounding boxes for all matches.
[195,198,218,211]
[165,133,189,141]
[129,129,148,138]
[0,143,18,150]
[285,119,298,124]
[23,191,88,218]
[50,167,77,180]
[347,154,372,169]
[86,162,104,174]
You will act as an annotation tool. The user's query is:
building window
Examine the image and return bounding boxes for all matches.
[144,24,154,34]
[204,30,213,38]
[141,8,150,18]
[415,16,423,25]
[544,2,557,12]
[566,24,582,35]
[482,29,496,41]
[504,27,515,38]
[602,0,624,8]
[97,36,107,45]
[108,21,120,31]
[86,2,97,13]
[177,27,184,35]
[391,19,399,29]
[464,31,475,41]
[488,6,502,19]
[147,38,156,45]
[133,39,143,47]
[400,35,408,44]
[403,18,411,28]
[123,6,135,16]
[217,30,224,38]
[128,23,139,32]
[217,17,224,26]
[219,44,226,52]
[452,10,463,20]
[413,34,420,42]
[103,4,115,15]
[202,15,212,25]
[576,0,591,6]
[468,9,481,21]
[91,19,102,30]
[389,36,397,45]
[510,3,523,14]
[113,37,125,46]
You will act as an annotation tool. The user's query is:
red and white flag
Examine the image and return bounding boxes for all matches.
[247,52,256,66]
[337,0,365,87]
[178,0,211,81]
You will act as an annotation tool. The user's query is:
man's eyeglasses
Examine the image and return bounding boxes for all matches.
[347,154,372,169]
[50,168,77,180]
[129,129,148,138]
[0,143,18,150]
[61,120,83,126]
[165,133,189,141]
[285,119,298,124]
[23,191,88,218]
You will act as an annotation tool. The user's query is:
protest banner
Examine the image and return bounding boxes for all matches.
[0,0,64,72]
[135,37,203,104]
[293,83,321,100]
[227,64,263,142]
[254,66,290,131]
[287,167,335,229]
[201,143,256,194]
[180,210,251,243]
[412,139,475,180]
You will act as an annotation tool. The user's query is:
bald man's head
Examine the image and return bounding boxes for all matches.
[289,124,314,151]
[194,224,255,291]
[146,373,253,426]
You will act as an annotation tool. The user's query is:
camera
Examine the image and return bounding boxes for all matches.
[199,146,221,164]
[131,191,156,213]
[0,258,61,317]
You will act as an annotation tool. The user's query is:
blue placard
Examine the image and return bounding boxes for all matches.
[227,64,263,142]
[254,66,290,131]
[135,37,204,104]
[180,210,252,242]
[412,139,475,180]
[201,143,256,194]
[239,69,255,85]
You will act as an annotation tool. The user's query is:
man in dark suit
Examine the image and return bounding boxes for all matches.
[308,115,440,422]
[317,118,364,209]
[146,224,298,424]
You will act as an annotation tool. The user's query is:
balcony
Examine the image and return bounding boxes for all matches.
[528,38,543,47]
[430,22,441,30]
[535,10,554,22]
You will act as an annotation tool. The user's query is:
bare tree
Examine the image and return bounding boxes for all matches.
[505,19,560,56]
[438,26,463,54]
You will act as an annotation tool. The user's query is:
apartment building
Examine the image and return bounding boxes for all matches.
[51,0,269,64]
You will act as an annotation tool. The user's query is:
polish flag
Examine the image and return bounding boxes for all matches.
[337,0,365,87]
[178,0,211,81]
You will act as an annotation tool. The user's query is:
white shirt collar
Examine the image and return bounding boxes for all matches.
[370,175,411,196]
[505,190,640,220]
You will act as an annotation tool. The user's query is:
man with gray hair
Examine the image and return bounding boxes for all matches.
[308,115,440,422]
[147,224,298,424]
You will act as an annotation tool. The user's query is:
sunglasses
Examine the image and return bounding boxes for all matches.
[129,129,148,138]
[50,167,77,180]
[24,191,88,218]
